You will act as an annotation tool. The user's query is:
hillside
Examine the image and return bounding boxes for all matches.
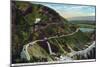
[11,1,95,63]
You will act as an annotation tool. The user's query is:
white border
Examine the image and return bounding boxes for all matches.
[0,0,98,67]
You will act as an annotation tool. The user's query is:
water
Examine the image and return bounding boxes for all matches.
[80,28,95,32]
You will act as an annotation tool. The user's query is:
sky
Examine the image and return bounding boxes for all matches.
[31,2,95,19]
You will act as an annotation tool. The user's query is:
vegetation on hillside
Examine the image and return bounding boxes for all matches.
[11,1,96,63]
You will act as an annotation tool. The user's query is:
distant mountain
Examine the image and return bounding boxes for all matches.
[68,16,95,21]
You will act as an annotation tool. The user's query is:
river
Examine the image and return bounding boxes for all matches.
[80,28,95,32]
